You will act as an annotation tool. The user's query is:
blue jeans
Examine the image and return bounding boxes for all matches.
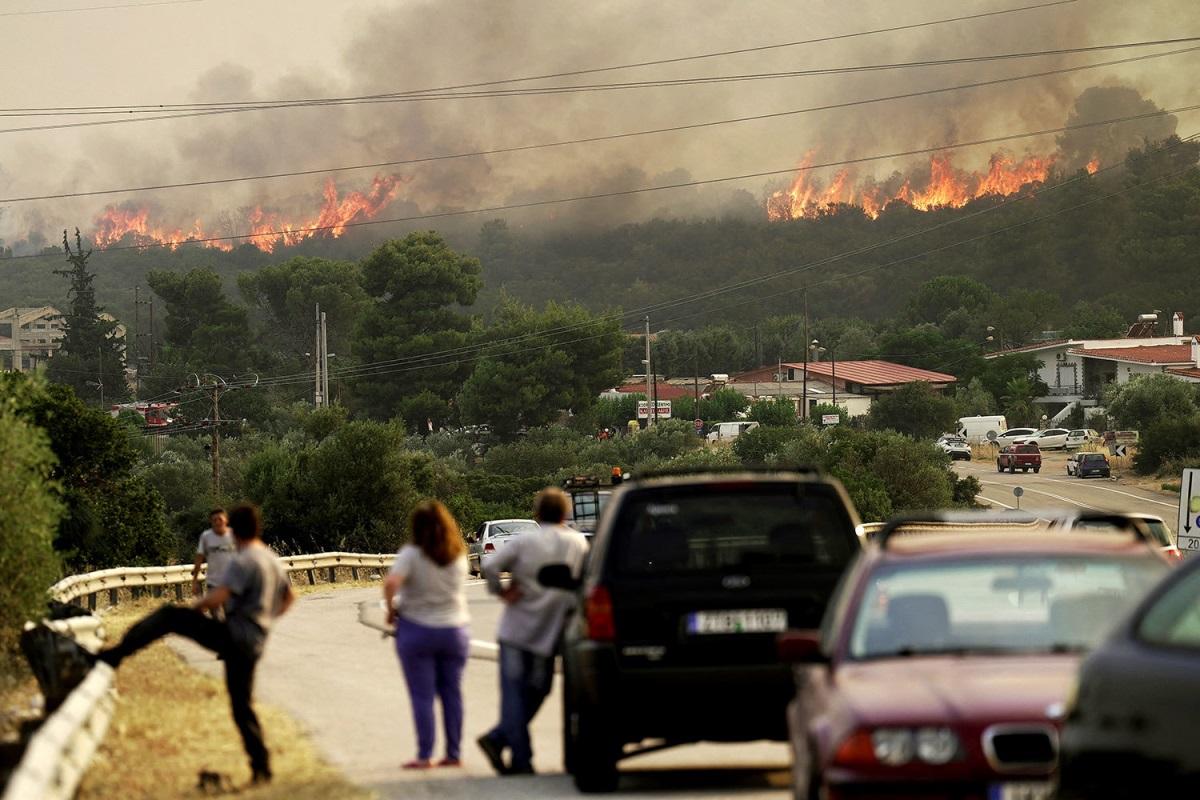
[395,617,470,761]
[486,644,554,771]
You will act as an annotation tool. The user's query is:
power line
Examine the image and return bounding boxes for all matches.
[8,37,1195,118]
[4,92,1194,207]
[242,134,1199,390]
[0,0,204,17]
[4,39,1195,138]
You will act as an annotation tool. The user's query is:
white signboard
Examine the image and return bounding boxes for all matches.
[821,414,840,426]
[637,400,672,420]
[1176,469,1200,554]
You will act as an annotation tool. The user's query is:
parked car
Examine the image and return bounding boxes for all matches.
[780,513,1169,800]
[542,468,861,792]
[1058,552,1200,798]
[465,518,539,577]
[1053,511,1182,562]
[993,427,1039,448]
[997,442,1042,473]
[1018,428,1071,450]
[1065,429,1100,449]
[1102,430,1140,446]
[957,415,1008,445]
[706,420,759,442]
[1074,452,1111,479]
[936,435,972,461]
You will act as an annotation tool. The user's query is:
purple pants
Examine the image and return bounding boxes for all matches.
[394,617,469,761]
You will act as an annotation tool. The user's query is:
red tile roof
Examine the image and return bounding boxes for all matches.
[1167,367,1200,379]
[1068,344,1194,365]
[615,382,693,400]
[784,360,957,387]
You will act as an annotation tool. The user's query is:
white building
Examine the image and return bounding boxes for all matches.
[0,306,64,371]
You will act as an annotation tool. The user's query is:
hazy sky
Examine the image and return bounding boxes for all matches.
[1,0,1197,248]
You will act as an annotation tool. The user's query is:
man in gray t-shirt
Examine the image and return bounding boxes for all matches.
[193,508,235,614]
[100,504,294,785]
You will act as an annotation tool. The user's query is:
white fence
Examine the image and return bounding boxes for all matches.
[5,551,394,800]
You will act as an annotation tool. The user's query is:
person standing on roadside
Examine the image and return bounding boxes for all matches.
[477,487,588,776]
[384,500,471,770]
[98,504,294,786]
[192,508,236,612]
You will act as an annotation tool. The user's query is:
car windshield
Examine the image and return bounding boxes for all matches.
[1143,520,1174,548]
[848,556,1165,659]
[612,483,855,574]
[489,521,539,537]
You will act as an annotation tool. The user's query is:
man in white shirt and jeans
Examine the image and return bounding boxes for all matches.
[193,508,236,611]
[478,487,588,775]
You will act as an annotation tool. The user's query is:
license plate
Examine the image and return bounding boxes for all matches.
[687,609,787,634]
[989,782,1053,800]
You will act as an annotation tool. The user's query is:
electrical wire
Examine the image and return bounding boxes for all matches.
[8,37,1196,118]
[0,0,203,17]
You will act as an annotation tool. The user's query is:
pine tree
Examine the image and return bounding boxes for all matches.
[46,229,129,405]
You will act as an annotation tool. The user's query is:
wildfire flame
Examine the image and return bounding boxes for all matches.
[91,174,403,253]
[767,150,1065,221]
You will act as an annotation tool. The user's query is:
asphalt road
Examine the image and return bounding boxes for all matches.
[172,580,791,799]
[955,452,1180,523]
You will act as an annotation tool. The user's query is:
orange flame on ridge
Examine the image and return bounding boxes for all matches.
[768,150,1066,221]
[91,174,403,253]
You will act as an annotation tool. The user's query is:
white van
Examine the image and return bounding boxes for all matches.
[956,415,1008,444]
[706,421,759,443]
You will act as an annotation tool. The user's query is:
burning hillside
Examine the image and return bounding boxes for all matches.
[765,149,1099,221]
[92,174,403,253]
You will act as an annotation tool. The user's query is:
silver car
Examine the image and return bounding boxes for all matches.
[466,518,539,576]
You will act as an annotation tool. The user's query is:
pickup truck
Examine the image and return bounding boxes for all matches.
[997,442,1041,473]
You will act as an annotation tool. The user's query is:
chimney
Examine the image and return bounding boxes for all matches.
[1174,311,1184,337]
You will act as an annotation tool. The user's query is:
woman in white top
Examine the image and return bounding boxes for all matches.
[384,500,470,769]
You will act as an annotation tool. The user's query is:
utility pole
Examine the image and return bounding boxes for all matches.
[801,290,810,421]
[148,299,156,369]
[96,346,104,408]
[644,316,653,427]
[314,303,323,408]
[131,286,139,397]
[831,345,837,409]
[320,310,330,407]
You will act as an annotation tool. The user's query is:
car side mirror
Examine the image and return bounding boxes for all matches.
[777,630,828,664]
[537,563,581,591]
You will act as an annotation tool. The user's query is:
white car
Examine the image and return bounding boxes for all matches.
[706,421,759,442]
[1019,428,1071,450]
[936,435,972,461]
[1065,428,1101,449]
[466,518,539,577]
[993,427,1038,448]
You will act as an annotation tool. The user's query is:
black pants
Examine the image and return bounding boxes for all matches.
[104,605,269,774]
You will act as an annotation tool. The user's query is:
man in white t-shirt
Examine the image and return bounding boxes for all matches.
[193,508,236,601]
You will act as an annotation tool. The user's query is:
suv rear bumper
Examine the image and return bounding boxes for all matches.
[569,640,793,744]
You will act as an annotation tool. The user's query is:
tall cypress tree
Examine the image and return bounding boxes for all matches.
[46,229,129,405]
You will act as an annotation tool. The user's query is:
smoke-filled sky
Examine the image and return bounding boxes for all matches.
[1,0,1197,251]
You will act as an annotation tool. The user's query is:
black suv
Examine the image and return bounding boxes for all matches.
[545,469,861,792]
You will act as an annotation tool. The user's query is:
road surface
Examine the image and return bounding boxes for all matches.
[956,452,1180,523]
[172,580,791,799]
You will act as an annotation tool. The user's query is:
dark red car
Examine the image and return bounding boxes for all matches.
[780,513,1168,800]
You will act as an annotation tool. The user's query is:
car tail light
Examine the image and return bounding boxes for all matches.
[1167,547,1183,561]
[585,585,615,641]
[484,543,495,553]
[831,730,877,768]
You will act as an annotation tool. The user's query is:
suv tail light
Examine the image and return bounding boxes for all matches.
[585,585,615,641]
[484,542,495,553]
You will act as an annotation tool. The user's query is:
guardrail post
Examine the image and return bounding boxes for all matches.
[174,583,183,601]
[306,568,316,585]
[109,588,118,606]
[328,567,336,583]
[152,586,162,599]
[351,567,359,581]
[131,586,141,601]
[87,593,97,612]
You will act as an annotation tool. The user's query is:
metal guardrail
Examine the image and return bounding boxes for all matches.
[7,551,394,800]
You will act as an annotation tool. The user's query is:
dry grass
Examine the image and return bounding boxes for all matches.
[77,600,372,800]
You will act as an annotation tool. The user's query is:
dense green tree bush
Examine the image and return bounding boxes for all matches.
[748,397,797,426]
[1135,414,1200,474]
[867,382,957,440]
[1106,374,1199,432]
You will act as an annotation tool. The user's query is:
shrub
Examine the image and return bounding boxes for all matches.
[748,397,797,426]
[867,382,957,440]
[734,425,804,465]
[1136,416,1200,474]
[1107,374,1199,432]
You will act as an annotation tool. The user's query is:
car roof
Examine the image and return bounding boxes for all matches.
[872,530,1158,561]
[486,518,537,525]
[626,468,826,487]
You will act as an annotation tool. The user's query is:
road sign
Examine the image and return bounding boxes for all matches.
[1177,469,1200,554]
[821,414,840,426]
[694,418,704,431]
[1013,485,1024,510]
[637,400,672,420]
[1112,444,1128,458]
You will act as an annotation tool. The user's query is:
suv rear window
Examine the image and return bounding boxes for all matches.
[1016,444,1040,453]
[610,483,855,575]
[1080,454,1108,464]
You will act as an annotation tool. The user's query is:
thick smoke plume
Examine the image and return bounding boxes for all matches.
[0,0,1195,252]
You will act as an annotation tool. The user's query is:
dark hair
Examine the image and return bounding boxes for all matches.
[227,504,261,541]
[534,487,571,524]
[209,508,227,519]
[410,500,465,566]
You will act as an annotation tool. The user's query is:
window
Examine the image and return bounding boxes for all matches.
[1138,571,1200,650]
[848,556,1165,659]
